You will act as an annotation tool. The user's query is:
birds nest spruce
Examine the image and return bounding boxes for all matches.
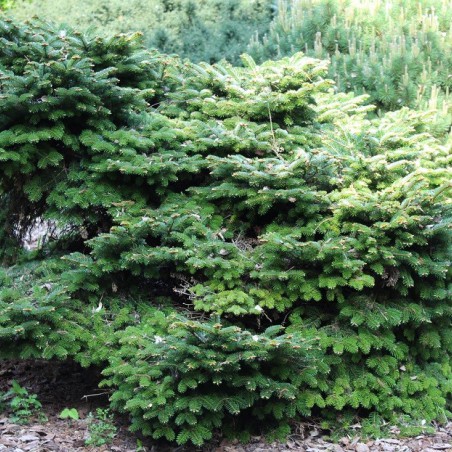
[0,18,451,447]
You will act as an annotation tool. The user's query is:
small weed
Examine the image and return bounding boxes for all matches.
[85,408,117,446]
[6,380,47,424]
[136,439,146,451]
[59,407,80,420]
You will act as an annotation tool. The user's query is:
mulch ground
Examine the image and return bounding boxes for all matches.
[1,359,452,451]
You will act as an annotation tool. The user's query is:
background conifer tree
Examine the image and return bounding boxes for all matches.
[247,0,452,134]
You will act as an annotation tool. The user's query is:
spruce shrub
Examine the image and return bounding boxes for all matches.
[0,19,451,445]
[103,320,324,445]
[0,18,171,259]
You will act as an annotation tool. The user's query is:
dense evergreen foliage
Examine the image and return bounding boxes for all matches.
[0,19,451,446]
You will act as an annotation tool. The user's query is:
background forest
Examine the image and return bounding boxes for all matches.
[0,0,451,447]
